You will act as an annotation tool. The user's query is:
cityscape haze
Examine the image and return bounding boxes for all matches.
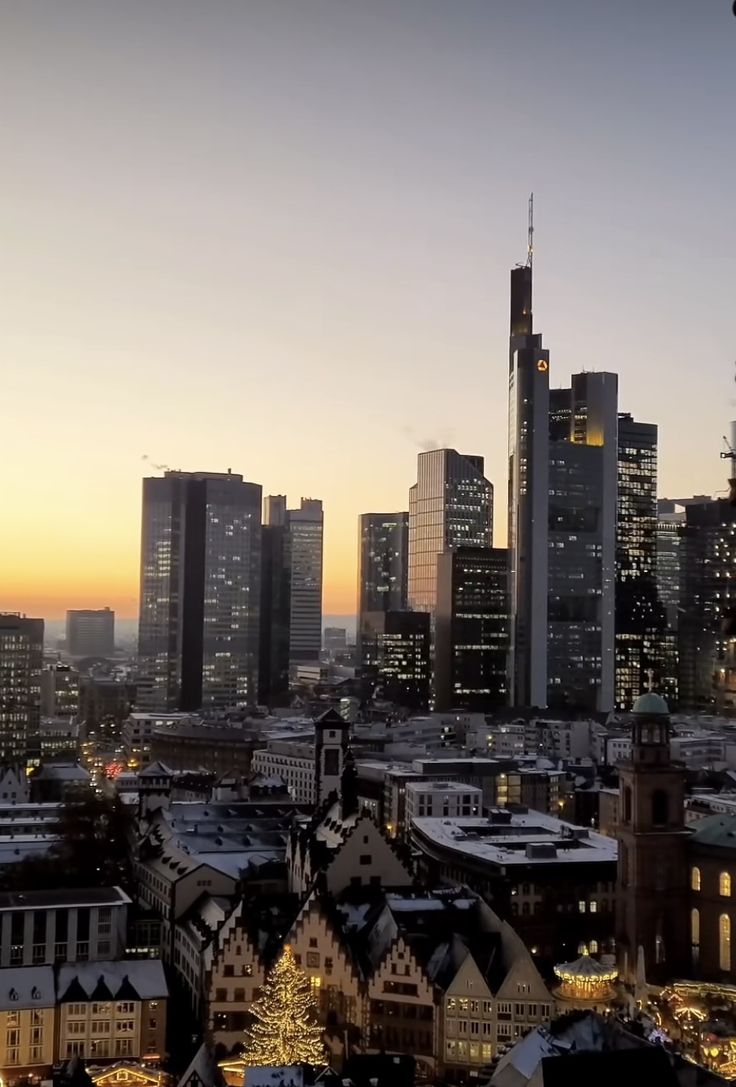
[2,1,735,620]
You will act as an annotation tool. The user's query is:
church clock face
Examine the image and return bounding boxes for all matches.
[537,359,548,373]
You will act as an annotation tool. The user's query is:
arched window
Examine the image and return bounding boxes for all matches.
[623,786,632,824]
[691,908,700,946]
[652,789,669,827]
[720,914,731,972]
[721,872,732,898]
[691,866,701,892]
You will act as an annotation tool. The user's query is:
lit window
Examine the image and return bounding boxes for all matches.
[691,866,701,892]
[721,914,731,972]
[721,872,732,897]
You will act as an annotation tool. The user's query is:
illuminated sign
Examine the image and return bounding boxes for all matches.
[537,359,548,373]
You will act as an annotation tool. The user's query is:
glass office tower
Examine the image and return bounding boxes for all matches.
[408,450,493,617]
[138,471,262,712]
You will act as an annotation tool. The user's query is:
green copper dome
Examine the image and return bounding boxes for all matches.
[631,692,670,716]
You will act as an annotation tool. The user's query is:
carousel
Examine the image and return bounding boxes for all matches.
[553,951,618,1010]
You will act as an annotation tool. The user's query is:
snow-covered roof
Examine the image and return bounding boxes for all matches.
[0,966,54,1010]
[58,959,168,1001]
[411,811,617,867]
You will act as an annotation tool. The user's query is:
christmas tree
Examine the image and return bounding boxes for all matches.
[243,945,326,1067]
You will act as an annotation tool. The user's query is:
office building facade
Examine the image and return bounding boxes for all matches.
[679,498,736,713]
[507,262,550,707]
[360,610,431,709]
[265,496,324,665]
[434,546,509,711]
[258,513,291,705]
[408,450,493,617]
[65,608,114,658]
[0,615,43,765]
[547,372,618,712]
[138,471,262,713]
[358,512,408,614]
[615,415,668,709]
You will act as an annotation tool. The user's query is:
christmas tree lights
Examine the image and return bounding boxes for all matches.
[243,945,326,1067]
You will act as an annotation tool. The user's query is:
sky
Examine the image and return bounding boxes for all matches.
[2,0,735,620]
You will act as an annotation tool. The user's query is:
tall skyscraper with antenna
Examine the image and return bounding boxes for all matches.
[507,196,550,707]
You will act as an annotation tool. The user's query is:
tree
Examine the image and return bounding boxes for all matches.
[243,945,325,1067]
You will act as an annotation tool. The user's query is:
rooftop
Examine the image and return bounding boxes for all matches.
[0,966,54,1010]
[58,958,167,1001]
[411,811,617,867]
[690,813,736,850]
[0,886,131,911]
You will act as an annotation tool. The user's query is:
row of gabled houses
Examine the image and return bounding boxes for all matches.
[155,793,556,1082]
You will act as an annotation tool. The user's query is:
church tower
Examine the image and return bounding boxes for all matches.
[616,693,690,987]
[314,708,350,805]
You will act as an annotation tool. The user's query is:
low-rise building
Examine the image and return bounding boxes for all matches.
[410,809,618,967]
[0,886,130,967]
[57,959,167,1063]
[405,781,482,824]
[122,714,201,771]
[0,965,55,1080]
[251,739,315,803]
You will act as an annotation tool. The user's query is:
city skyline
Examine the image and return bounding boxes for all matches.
[3,1,735,619]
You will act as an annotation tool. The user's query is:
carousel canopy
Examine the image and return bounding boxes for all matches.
[554,953,619,984]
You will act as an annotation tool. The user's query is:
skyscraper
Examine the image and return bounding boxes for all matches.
[258,510,291,705]
[360,610,431,710]
[138,470,262,712]
[357,512,408,663]
[507,260,550,708]
[547,372,618,712]
[679,498,736,713]
[615,416,668,709]
[657,499,685,631]
[407,450,493,617]
[0,614,43,764]
[506,235,621,711]
[264,496,324,665]
[434,546,509,711]
[66,608,115,658]
[358,513,408,616]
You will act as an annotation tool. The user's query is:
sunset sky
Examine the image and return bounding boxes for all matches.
[2,0,735,621]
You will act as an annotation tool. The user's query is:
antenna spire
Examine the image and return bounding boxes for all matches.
[526,192,534,268]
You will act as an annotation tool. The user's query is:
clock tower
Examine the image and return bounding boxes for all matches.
[616,693,690,986]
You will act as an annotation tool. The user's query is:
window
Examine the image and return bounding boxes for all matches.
[497,1002,512,1019]
[306,951,320,968]
[116,1002,134,1014]
[359,855,372,865]
[91,1019,110,1034]
[589,940,599,954]
[116,1039,133,1057]
[116,1020,135,1034]
[483,1001,493,1016]
[578,901,586,913]
[309,937,318,948]
[458,1021,468,1035]
[233,989,244,1003]
[691,866,701,892]
[721,872,732,897]
[223,965,234,978]
[691,908,700,966]
[481,1043,492,1061]
[720,914,731,972]
[7,1048,19,1065]
[623,786,632,823]
[92,1003,110,1016]
[68,1022,86,1036]
[651,789,669,827]
[6,1029,19,1047]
